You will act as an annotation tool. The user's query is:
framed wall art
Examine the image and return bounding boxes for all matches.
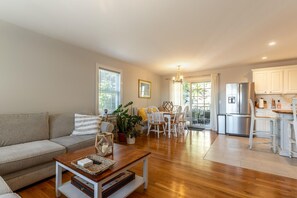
[138,79,151,98]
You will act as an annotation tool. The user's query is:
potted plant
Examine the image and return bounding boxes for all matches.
[112,101,142,144]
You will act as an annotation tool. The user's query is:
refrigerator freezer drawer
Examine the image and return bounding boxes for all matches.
[226,114,251,136]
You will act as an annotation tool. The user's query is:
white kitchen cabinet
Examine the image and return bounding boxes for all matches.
[283,67,297,93]
[253,70,283,94]
[270,70,283,93]
[253,72,268,94]
[253,65,297,94]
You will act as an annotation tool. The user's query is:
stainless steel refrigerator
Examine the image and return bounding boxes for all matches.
[226,82,255,136]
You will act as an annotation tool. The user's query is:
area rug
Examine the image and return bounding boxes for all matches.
[204,135,297,179]
[188,127,204,131]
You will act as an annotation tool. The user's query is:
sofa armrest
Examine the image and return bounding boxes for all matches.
[0,177,12,195]
[0,193,21,198]
[101,122,114,133]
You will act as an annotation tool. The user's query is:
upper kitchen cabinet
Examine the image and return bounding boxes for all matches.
[252,69,283,94]
[253,65,297,94]
[283,66,297,94]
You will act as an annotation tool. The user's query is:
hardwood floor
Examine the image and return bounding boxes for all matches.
[17,130,297,197]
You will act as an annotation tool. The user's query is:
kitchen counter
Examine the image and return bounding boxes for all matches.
[272,109,293,114]
[272,110,295,157]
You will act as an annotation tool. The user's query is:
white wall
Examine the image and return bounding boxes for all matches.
[161,59,297,114]
[0,20,161,114]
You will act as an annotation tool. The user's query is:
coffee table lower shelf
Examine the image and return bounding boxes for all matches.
[58,175,144,198]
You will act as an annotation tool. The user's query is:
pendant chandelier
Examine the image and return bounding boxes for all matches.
[172,65,183,83]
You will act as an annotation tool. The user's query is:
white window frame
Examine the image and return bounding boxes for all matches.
[96,63,123,115]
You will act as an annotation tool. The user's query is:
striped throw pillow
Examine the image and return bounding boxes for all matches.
[71,114,102,136]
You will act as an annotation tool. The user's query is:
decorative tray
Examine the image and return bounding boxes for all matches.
[71,154,116,175]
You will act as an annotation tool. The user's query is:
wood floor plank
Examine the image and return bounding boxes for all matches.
[17,130,297,197]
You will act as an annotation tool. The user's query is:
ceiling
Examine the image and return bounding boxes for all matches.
[0,0,297,75]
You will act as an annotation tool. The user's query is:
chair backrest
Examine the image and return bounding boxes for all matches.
[179,106,189,121]
[248,99,255,118]
[172,106,182,123]
[162,101,174,112]
[292,98,297,141]
[183,106,189,115]
[177,112,185,123]
[173,105,182,113]
[293,98,297,122]
[147,112,164,124]
[147,106,159,113]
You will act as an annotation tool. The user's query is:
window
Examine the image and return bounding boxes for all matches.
[172,82,182,106]
[96,66,122,115]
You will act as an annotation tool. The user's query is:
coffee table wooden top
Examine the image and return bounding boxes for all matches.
[54,144,151,182]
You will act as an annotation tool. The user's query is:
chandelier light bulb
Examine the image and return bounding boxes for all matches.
[172,65,183,83]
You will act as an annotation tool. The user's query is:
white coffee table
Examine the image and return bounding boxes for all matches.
[54,144,150,198]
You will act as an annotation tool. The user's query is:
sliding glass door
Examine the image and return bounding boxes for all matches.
[184,81,211,129]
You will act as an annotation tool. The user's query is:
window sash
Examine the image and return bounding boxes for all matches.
[98,67,121,115]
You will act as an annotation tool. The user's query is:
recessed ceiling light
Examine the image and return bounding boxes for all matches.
[262,56,267,60]
[268,41,276,46]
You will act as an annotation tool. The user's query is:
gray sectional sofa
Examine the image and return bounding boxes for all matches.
[0,113,114,191]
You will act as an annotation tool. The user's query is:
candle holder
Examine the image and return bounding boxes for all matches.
[95,132,114,157]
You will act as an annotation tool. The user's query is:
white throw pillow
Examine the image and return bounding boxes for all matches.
[71,114,102,136]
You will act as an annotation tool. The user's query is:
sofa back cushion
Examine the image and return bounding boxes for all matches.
[0,113,49,147]
[49,113,74,139]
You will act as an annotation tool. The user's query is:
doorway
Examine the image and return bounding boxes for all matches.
[184,81,211,129]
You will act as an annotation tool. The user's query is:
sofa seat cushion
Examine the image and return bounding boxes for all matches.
[50,135,96,152]
[0,140,65,176]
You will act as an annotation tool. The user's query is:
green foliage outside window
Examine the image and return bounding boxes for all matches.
[98,69,120,114]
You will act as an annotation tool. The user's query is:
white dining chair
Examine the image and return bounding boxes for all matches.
[172,105,181,113]
[147,112,166,138]
[249,99,277,153]
[147,106,159,113]
[145,106,160,132]
[179,106,189,131]
[166,106,182,137]
[288,98,297,158]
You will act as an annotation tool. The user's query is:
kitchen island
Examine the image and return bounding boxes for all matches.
[272,109,295,157]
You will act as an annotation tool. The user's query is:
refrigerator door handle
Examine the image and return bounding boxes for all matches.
[226,114,251,118]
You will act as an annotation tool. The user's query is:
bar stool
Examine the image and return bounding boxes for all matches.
[288,98,297,158]
[248,99,277,153]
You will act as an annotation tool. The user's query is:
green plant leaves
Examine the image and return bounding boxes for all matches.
[112,101,142,138]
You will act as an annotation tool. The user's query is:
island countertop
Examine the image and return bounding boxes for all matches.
[272,109,293,114]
